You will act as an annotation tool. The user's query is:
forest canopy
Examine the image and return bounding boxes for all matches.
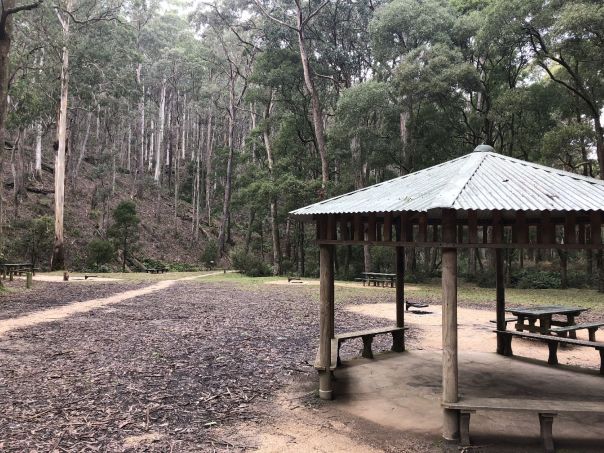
[2,0,603,281]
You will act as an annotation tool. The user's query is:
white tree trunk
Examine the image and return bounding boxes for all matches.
[154,80,166,183]
[51,0,71,271]
[34,121,42,178]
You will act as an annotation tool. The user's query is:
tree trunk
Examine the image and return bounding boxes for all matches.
[217,72,236,257]
[73,111,91,188]
[244,209,255,254]
[205,110,213,224]
[51,2,71,271]
[34,121,43,178]
[154,80,166,183]
[295,8,328,191]
[0,1,17,252]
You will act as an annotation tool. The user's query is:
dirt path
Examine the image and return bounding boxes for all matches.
[0,272,223,337]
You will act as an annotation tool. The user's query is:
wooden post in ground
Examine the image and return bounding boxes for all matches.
[26,272,32,289]
[319,244,334,400]
[441,209,459,441]
[493,212,505,354]
[496,248,505,353]
[393,245,405,352]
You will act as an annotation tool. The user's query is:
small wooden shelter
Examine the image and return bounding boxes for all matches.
[290,146,604,442]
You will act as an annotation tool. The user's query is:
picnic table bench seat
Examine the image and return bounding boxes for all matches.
[497,330,604,374]
[314,326,408,370]
[549,322,604,341]
[489,316,518,325]
[442,396,604,452]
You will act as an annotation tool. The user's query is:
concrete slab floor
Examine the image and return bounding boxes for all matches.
[330,351,604,452]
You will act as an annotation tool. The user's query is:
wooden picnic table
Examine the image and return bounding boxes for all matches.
[506,305,588,337]
[1,263,34,280]
[359,272,395,287]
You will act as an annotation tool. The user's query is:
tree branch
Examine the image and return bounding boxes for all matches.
[303,0,330,26]
[252,0,297,31]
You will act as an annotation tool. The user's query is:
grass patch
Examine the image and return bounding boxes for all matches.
[41,270,219,283]
[200,274,604,314]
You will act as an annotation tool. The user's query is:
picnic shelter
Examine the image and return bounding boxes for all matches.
[290,146,604,449]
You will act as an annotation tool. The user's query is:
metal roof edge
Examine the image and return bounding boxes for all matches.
[289,153,474,216]
[487,152,604,186]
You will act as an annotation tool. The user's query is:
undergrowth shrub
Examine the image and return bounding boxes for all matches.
[230,247,270,277]
[201,240,218,268]
[513,269,561,289]
[87,239,114,271]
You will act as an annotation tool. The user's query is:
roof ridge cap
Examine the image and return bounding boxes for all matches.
[430,153,486,208]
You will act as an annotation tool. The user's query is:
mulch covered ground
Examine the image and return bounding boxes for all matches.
[0,280,148,320]
[0,280,418,452]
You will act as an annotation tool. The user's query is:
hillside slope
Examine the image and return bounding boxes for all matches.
[1,155,218,271]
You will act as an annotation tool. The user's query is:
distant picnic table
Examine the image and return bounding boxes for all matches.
[507,305,589,336]
[145,267,168,274]
[1,263,36,280]
[357,272,395,287]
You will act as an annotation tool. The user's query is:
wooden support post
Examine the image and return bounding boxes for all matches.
[367,214,376,241]
[468,211,478,275]
[590,212,602,246]
[354,214,362,242]
[340,218,350,241]
[384,213,392,242]
[515,212,528,244]
[418,214,428,242]
[496,248,505,354]
[540,212,554,245]
[319,244,334,400]
[327,215,337,240]
[564,215,576,245]
[578,223,586,245]
[493,212,505,354]
[441,209,459,441]
[394,245,405,352]
[26,272,32,289]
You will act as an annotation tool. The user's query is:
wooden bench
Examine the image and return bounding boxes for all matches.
[497,330,604,374]
[549,322,604,342]
[442,397,604,452]
[314,326,408,370]
[406,301,429,311]
[146,268,168,274]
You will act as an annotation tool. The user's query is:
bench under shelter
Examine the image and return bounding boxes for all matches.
[290,145,604,449]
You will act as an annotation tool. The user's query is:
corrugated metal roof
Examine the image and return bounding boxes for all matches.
[290,151,604,219]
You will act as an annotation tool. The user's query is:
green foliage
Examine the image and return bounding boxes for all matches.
[11,216,54,269]
[201,240,219,268]
[167,262,200,272]
[513,269,562,290]
[108,201,140,272]
[87,239,115,270]
[230,247,271,277]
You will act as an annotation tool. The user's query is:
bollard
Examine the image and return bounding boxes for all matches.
[26,272,32,288]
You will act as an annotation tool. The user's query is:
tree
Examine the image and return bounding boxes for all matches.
[254,0,331,191]
[87,239,114,269]
[108,201,140,272]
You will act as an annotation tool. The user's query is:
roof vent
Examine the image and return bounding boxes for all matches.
[473,144,495,153]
